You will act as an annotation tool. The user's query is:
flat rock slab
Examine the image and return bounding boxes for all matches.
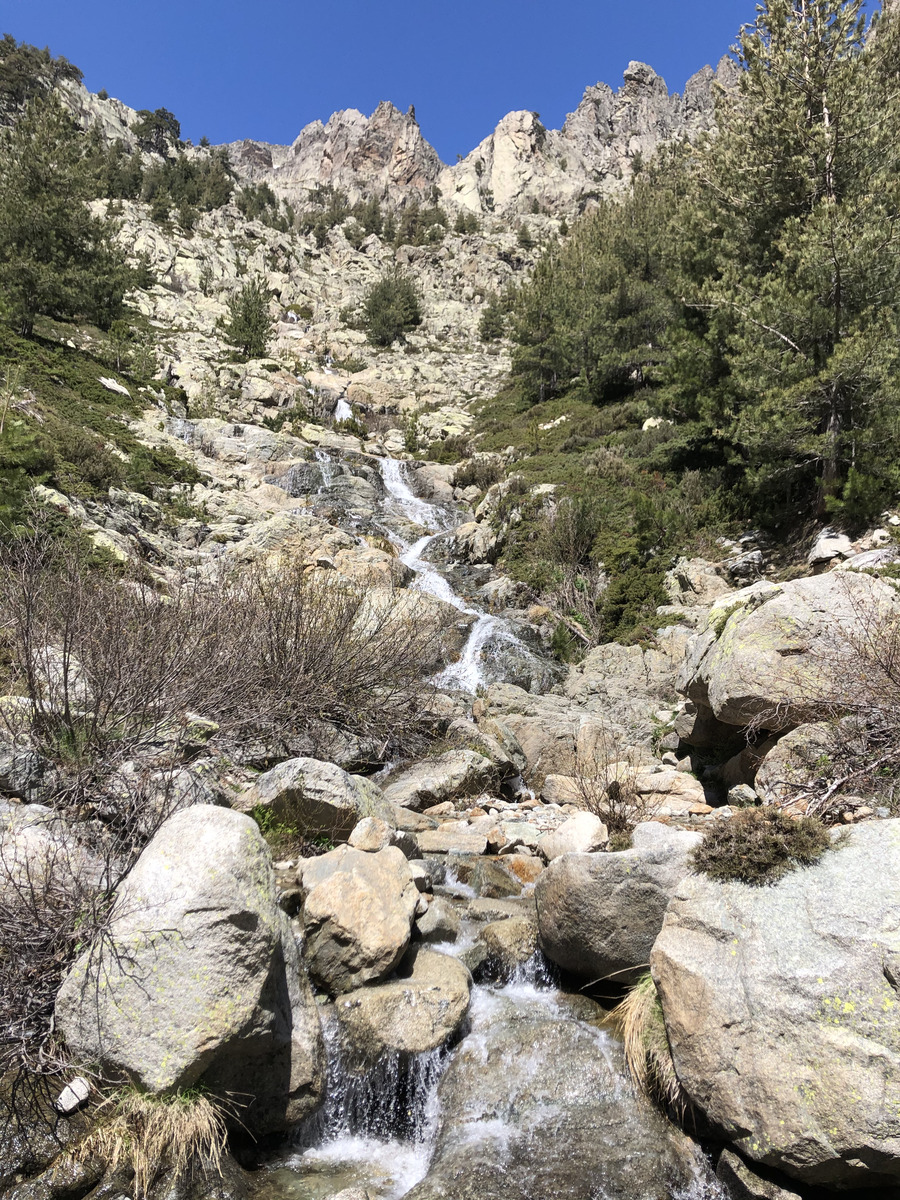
[416,829,488,856]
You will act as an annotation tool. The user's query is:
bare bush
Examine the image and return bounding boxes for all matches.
[750,573,900,818]
[573,734,660,848]
[0,530,443,771]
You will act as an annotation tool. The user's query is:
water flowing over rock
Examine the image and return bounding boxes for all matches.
[652,819,900,1188]
[403,987,703,1200]
[536,822,702,985]
[55,806,325,1136]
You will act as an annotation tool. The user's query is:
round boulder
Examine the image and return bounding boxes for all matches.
[301,845,418,994]
[536,822,701,985]
[55,806,325,1136]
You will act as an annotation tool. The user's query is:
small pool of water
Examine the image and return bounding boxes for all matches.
[256,1134,431,1200]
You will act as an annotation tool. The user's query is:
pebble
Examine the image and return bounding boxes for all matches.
[55,1076,91,1114]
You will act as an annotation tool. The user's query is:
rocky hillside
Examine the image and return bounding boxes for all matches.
[64,54,735,219]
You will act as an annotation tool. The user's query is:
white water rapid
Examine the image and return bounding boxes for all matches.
[378,458,536,694]
[258,899,728,1200]
[333,396,353,423]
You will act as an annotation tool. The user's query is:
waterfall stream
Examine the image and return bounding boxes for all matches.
[257,901,727,1200]
[377,458,545,694]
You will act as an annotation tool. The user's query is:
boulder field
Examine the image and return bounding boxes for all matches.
[4,531,900,1198]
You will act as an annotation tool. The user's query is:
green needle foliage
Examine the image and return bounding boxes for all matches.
[221,277,273,360]
[363,268,422,346]
[507,0,900,534]
[0,95,134,336]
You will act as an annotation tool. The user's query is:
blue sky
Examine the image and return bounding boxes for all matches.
[0,1,872,162]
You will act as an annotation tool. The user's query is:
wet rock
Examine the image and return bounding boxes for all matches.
[500,852,544,886]
[55,807,324,1136]
[404,993,702,1200]
[415,829,488,856]
[333,947,471,1064]
[474,916,538,981]
[470,858,522,899]
[301,845,418,994]
[716,1151,803,1200]
[416,896,460,943]
[652,819,900,1188]
[536,822,701,985]
[242,757,392,841]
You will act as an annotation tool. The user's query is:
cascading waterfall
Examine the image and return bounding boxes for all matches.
[333,395,353,423]
[378,458,539,693]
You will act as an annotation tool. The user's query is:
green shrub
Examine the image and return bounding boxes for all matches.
[362,269,422,347]
[426,433,473,464]
[220,278,273,359]
[691,808,832,886]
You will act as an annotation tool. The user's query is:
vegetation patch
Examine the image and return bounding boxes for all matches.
[613,972,686,1114]
[76,1086,227,1199]
[691,808,832,886]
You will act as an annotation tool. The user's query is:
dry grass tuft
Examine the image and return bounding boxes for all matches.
[613,972,687,1116]
[76,1086,227,1199]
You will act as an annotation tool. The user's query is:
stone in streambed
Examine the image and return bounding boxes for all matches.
[333,947,471,1065]
[300,845,418,994]
[536,821,701,985]
[241,756,392,841]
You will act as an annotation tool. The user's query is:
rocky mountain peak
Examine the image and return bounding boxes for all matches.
[225,58,735,218]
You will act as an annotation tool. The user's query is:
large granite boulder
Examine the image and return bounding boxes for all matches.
[652,820,900,1188]
[381,750,498,812]
[55,806,325,1136]
[241,756,392,840]
[678,572,900,730]
[333,947,471,1064]
[536,822,701,984]
[300,845,418,994]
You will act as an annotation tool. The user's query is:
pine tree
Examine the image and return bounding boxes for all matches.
[0,96,133,336]
[221,278,273,359]
[362,269,422,346]
[671,0,900,522]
